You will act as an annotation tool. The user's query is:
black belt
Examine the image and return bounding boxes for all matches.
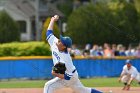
[72,69,76,73]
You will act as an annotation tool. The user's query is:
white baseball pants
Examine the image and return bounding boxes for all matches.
[121,73,140,83]
[44,71,102,93]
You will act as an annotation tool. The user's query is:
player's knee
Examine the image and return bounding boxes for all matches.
[121,78,127,83]
[44,81,54,93]
[44,81,53,87]
[45,82,51,86]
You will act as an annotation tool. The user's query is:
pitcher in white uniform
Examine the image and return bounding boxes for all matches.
[118,59,140,90]
[43,15,103,93]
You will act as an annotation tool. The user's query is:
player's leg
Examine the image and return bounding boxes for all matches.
[121,75,131,90]
[135,73,140,85]
[72,86,102,93]
[91,88,103,93]
[121,75,130,84]
[70,78,102,93]
[43,77,65,93]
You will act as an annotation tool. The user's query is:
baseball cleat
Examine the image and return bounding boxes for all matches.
[122,85,126,90]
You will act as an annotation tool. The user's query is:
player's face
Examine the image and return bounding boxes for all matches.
[127,63,131,70]
[56,40,66,51]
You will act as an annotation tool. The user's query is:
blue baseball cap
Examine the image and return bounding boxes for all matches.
[125,59,132,64]
[60,35,72,48]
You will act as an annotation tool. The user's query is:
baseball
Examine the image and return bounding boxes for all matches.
[54,15,59,19]
[109,90,113,93]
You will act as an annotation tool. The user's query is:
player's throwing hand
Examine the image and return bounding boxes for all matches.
[51,15,59,21]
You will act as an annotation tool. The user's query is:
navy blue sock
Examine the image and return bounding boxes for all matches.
[91,89,103,93]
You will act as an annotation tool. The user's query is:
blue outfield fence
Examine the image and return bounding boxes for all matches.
[0,57,139,79]
[0,59,53,79]
[74,59,140,78]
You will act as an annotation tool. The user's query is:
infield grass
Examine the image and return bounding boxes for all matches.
[0,77,139,88]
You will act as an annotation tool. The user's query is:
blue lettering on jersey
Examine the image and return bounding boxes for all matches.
[53,51,60,61]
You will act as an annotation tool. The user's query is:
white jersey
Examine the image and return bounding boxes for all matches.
[47,31,76,78]
[121,65,139,78]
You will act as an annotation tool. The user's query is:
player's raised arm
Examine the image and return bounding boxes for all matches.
[46,15,59,45]
[47,15,59,30]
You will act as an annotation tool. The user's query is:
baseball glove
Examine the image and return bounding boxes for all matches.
[52,62,66,74]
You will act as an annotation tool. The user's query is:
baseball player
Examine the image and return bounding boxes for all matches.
[118,59,140,90]
[43,15,103,93]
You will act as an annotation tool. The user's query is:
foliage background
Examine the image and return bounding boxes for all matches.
[0,11,20,43]
[0,42,51,56]
[66,2,140,46]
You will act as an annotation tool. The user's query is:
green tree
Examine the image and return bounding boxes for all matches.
[135,0,140,12]
[0,11,20,43]
[66,4,115,45]
[57,0,73,22]
[66,2,139,46]
[135,13,140,42]
[114,2,139,44]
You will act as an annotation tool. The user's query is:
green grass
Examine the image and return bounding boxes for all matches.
[0,77,139,88]
[0,80,45,88]
[81,77,123,87]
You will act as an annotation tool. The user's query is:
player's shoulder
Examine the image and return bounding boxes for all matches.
[54,38,58,44]
[123,65,127,69]
[131,66,137,70]
[51,37,58,46]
